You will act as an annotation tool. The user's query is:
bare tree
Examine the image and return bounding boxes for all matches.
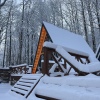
[18,0,25,64]
[2,0,13,67]
[80,0,89,44]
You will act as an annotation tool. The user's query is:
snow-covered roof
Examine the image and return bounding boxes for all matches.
[43,22,95,57]
[43,41,89,57]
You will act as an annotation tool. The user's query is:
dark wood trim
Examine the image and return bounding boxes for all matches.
[42,47,49,75]
[56,51,88,76]
[67,67,72,75]
[42,23,53,43]
[26,76,43,98]
[69,52,89,59]
[35,94,59,100]
[42,47,90,76]
[96,47,100,58]
[32,26,44,73]
[51,54,64,72]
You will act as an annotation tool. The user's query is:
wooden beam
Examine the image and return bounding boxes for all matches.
[51,53,64,72]
[42,47,49,75]
[35,94,58,100]
[32,26,46,73]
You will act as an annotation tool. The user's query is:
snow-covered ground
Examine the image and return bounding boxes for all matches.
[0,83,12,94]
[34,74,100,100]
[0,74,100,100]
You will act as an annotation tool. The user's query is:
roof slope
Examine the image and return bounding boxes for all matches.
[43,22,95,57]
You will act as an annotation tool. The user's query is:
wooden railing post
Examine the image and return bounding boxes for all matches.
[42,47,49,75]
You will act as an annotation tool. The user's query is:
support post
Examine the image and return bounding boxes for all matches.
[42,47,49,75]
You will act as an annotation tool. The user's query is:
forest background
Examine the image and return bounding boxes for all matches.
[0,0,100,67]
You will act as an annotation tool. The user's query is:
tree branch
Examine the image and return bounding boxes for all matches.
[0,0,7,8]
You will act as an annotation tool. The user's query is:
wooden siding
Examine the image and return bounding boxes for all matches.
[32,26,46,73]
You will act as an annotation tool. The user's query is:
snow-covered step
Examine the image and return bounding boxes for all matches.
[16,81,33,87]
[9,74,43,98]
[19,78,37,83]
[14,84,31,90]
[11,87,27,95]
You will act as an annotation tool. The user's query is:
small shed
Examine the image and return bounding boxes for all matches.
[32,22,97,74]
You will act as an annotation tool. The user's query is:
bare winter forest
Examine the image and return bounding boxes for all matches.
[0,0,100,67]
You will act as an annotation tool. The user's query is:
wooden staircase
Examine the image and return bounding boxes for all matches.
[9,74,43,98]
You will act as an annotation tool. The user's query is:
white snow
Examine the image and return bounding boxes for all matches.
[10,63,28,68]
[56,46,100,73]
[43,22,95,57]
[43,41,89,57]
[34,74,100,100]
[43,41,99,63]
[41,74,100,88]
[0,67,9,69]
[49,63,58,73]
[0,83,12,94]
[43,42,100,73]
[0,74,100,100]
[0,74,43,100]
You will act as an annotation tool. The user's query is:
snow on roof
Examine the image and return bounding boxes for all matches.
[43,41,89,56]
[43,21,95,57]
[43,41,99,62]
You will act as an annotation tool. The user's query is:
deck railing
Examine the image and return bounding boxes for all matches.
[0,64,31,85]
[42,47,90,76]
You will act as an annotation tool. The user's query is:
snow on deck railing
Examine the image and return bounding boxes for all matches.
[10,63,28,68]
[56,46,100,73]
[0,67,9,69]
[43,41,99,63]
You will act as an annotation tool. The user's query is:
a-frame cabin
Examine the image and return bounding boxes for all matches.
[32,22,97,74]
[32,22,51,73]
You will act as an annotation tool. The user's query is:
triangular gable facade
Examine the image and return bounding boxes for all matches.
[32,26,47,73]
[32,22,95,73]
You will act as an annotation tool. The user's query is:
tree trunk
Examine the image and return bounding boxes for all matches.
[2,1,13,67]
[95,0,100,34]
[18,0,25,64]
[86,0,96,52]
[31,34,34,64]
[9,15,12,66]
[80,0,89,44]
